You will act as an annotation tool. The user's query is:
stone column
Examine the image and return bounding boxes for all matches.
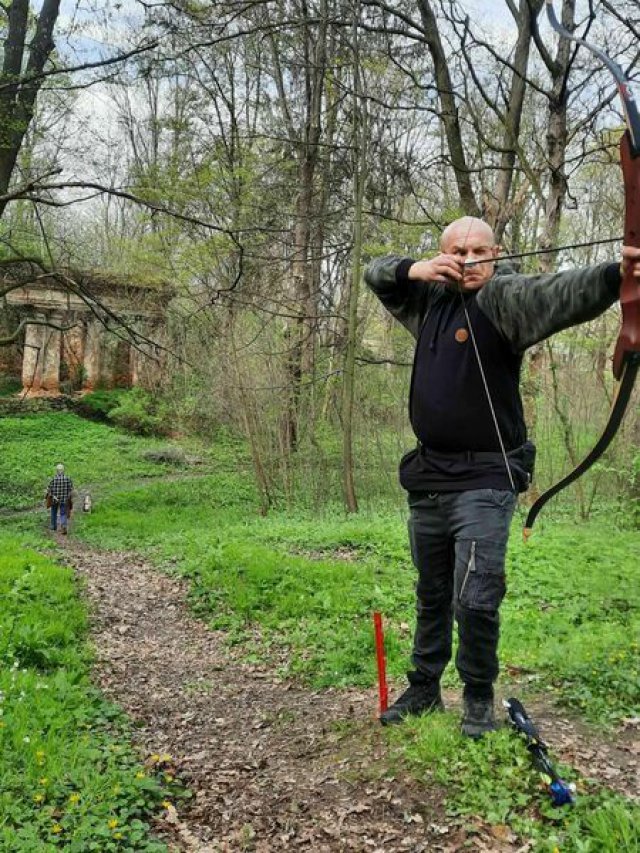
[100,330,119,388]
[82,319,101,391]
[130,320,146,387]
[41,315,62,393]
[63,318,85,389]
[21,316,46,393]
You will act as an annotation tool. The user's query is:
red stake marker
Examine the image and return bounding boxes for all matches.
[373,611,388,714]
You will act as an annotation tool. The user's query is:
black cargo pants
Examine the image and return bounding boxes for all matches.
[407,489,517,693]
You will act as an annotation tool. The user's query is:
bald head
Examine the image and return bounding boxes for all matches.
[435,216,500,291]
[440,217,495,252]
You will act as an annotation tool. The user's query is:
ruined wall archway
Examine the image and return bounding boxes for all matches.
[2,269,171,396]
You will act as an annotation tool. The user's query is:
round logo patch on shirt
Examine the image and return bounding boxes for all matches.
[455,327,469,343]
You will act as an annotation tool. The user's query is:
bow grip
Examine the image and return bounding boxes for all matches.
[613,130,640,379]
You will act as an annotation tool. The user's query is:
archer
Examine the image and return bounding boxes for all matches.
[365,217,640,736]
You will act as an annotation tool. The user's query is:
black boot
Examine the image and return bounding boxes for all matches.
[461,686,497,739]
[380,672,444,726]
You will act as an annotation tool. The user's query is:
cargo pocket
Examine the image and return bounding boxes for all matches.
[456,538,506,612]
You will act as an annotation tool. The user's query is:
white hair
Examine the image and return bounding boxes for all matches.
[56,463,64,473]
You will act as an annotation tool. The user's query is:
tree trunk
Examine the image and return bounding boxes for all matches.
[0,0,61,217]
[416,0,480,217]
[342,0,366,514]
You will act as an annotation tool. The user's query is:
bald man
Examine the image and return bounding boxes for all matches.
[365,217,638,736]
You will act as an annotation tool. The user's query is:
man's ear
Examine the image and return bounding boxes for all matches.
[493,245,502,258]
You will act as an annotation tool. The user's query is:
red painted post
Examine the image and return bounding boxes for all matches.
[373,611,388,713]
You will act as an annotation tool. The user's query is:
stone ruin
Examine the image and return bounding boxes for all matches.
[0,268,170,395]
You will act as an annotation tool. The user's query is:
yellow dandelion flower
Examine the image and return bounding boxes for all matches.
[164,773,174,782]
[52,824,63,834]
[150,753,161,763]
[36,750,45,759]
[108,818,118,830]
[33,793,44,803]
[113,832,123,840]
[159,753,172,763]
[161,800,172,809]
[69,793,81,804]
[39,777,48,786]
[135,771,145,779]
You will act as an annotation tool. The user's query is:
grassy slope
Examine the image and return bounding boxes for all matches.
[0,413,200,511]
[2,412,638,851]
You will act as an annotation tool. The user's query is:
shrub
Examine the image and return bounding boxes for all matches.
[76,389,127,420]
[0,376,22,397]
[108,389,170,437]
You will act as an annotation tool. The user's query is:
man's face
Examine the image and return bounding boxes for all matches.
[441,222,500,290]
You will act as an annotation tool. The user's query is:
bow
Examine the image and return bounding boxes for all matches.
[523,1,640,537]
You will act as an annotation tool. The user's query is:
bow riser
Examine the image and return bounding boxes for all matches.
[613,131,640,379]
[620,83,640,156]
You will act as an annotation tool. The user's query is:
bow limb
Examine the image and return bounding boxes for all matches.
[523,355,640,537]
[524,3,640,536]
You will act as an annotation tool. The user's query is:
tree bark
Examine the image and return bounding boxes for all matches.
[342,0,366,514]
[0,0,61,217]
[415,0,480,217]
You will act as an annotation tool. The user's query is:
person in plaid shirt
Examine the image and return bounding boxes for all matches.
[45,464,74,534]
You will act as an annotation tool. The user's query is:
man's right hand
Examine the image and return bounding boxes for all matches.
[408,255,465,284]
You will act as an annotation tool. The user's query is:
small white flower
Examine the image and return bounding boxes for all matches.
[23,736,30,743]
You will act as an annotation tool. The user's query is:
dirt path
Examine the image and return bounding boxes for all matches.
[62,542,638,852]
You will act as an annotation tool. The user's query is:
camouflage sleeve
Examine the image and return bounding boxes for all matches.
[363,255,434,339]
[477,262,620,352]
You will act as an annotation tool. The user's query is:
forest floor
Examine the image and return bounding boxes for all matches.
[61,538,639,853]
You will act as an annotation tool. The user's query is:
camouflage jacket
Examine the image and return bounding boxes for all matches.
[364,256,620,351]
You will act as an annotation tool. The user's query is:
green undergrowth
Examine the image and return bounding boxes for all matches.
[392,712,639,852]
[0,412,241,511]
[2,413,638,851]
[72,477,640,725]
[0,533,182,851]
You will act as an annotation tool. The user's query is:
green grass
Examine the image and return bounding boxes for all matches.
[0,532,182,851]
[1,412,638,851]
[0,412,222,511]
[393,713,639,852]
[75,482,639,725]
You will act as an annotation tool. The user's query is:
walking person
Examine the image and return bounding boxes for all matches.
[365,216,640,737]
[45,463,74,535]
